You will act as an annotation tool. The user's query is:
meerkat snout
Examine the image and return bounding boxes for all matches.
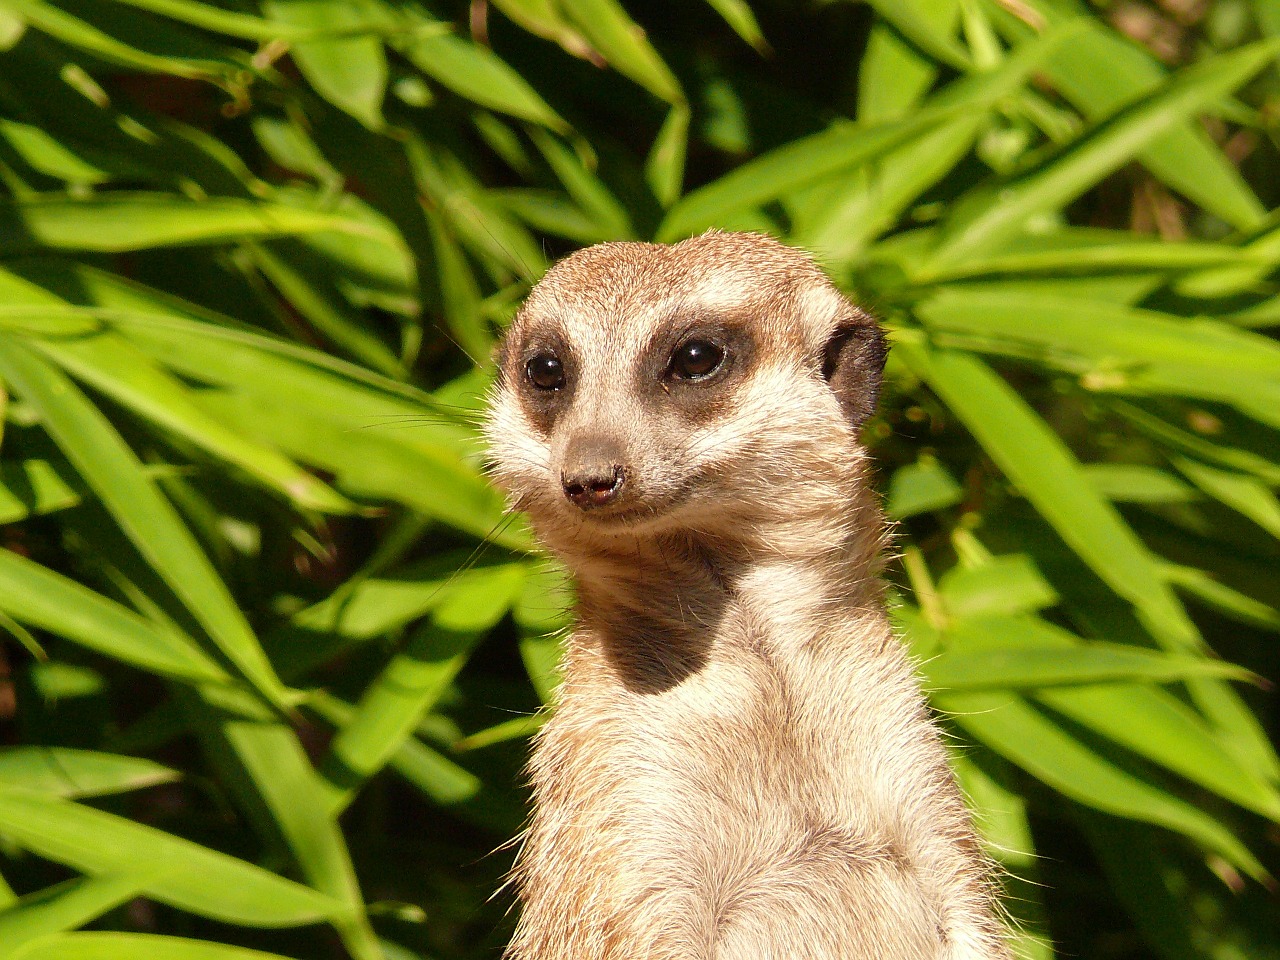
[560,436,627,509]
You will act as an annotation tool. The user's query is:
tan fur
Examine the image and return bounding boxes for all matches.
[485,232,1010,959]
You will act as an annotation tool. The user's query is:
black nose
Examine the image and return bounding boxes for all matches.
[562,464,625,509]
[561,436,627,509]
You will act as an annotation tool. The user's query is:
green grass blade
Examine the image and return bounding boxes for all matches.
[399,29,568,131]
[926,37,1280,269]
[0,747,177,799]
[0,458,83,523]
[0,193,398,255]
[262,0,387,129]
[937,691,1267,880]
[995,7,1267,230]
[659,21,1083,241]
[180,684,379,960]
[0,549,227,683]
[10,932,305,960]
[0,787,344,927]
[0,876,151,959]
[318,562,525,813]
[925,642,1247,690]
[31,332,355,514]
[0,339,291,711]
[896,341,1198,649]
[4,0,237,79]
[559,0,684,103]
[701,0,767,52]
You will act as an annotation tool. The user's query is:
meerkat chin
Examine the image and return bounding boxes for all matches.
[484,231,1011,960]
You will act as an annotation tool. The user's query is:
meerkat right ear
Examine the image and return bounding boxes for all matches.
[821,310,887,429]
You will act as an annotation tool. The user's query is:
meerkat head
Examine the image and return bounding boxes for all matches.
[484,231,886,556]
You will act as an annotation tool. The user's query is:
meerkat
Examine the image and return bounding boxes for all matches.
[484,231,1010,960]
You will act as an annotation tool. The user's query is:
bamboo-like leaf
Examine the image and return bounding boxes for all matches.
[915,288,1280,423]
[529,128,634,239]
[938,554,1058,619]
[0,876,151,959]
[702,0,767,51]
[1173,456,1280,540]
[4,0,237,78]
[0,340,291,710]
[318,562,526,812]
[927,36,1280,268]
[943,614,1280,819]
[896,341,1199,649]
[263,0,387,129]
[0,458,83,522]
[559,0,684,103]
[925,643,1248,689]
[658,21,1083,241]
[0,193,397,255]
[398,29,568,131]
[30,331,356,514]
[865,0,969,68]
[0,548,227,683]
[936,691,1266,879]
[10,932,304,960]
[645,103,691,209]
[0,747,177,798]
[993,4,1267,230]
[0,788,344,927]
[179,684,379,960]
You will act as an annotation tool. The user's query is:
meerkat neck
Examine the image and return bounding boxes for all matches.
[557,487,888,695]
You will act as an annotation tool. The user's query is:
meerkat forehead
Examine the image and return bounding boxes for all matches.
[509,231,844,364]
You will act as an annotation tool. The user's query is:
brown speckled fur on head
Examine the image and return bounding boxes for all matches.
[485,231,1010,960]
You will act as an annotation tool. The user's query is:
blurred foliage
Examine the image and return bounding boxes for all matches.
[0,0,1277,957]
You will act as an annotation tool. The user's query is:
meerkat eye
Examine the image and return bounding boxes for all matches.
[526,353,565,391]
[669,339,725,381]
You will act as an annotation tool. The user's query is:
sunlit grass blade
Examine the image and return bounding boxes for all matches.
[559,0,684,103]
[262,0,387,129]
[398,27,569,131]
[936,691,1267,880]
[0,339,291,711]
[0,548,227,683]
[31,331,356,514]
[993,5,1267,230]
[658,20,1084,241]
[0,747,177,799]
[896,341,1199,650]
[179,684,379,960]
[9,932,307,960]
[318,562,525,813]
[914,288,1280,423]
[926,36,1280,269]
[0,458,83,523]
[0,875,151,959]
[0,787,344,927]
[923,641,1249,691]
[0,193,398,255]
[5,0,238,79]
[702,0,768,52]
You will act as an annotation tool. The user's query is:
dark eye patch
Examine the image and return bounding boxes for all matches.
[510,329,575,434]
[637,316,755,423]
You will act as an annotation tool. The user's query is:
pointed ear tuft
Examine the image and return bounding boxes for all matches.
[821,312,886,429]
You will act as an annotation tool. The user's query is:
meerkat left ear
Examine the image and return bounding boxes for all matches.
[821,308,887,429]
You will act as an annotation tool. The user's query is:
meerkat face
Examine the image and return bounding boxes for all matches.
[484,232,885,542]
